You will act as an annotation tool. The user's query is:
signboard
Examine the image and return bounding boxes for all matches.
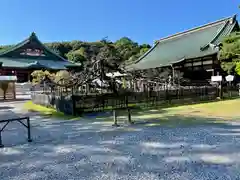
[20,49,46,56]
[225,75,234,82]
[0,76,17,81]
[211,75,222,82]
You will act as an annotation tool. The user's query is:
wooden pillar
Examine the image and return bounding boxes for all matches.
[212,57,215,76]
[28,72,31,82]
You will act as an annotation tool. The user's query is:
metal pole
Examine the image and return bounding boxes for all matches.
[0,131,3,148]
[27,117,32,142]
[127,108,134,124]
[112,110,119,127]
[229,82,232,97]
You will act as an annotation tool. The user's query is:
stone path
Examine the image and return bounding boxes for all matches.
[1,101,240,179]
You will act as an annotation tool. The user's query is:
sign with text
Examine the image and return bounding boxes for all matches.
[211,75,222,82]
[20,48,46,56]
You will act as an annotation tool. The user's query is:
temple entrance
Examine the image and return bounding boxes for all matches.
[17,72,29,83]
[183,69,212,81]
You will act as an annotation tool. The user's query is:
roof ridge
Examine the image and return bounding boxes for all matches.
[130,42,160,65]
[157,14,237,43]
[0,33,32,56]
[0,32,68,62]
[32,34,68,61]
[200,20,230,51]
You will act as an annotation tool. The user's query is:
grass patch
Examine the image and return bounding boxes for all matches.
[164,98,240,119]
[126,99,240,127]
[23,101,79,120]
[23,98,240,125]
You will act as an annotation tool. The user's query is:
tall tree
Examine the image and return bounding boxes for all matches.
[219,32,240,75]
[66,47,87,63]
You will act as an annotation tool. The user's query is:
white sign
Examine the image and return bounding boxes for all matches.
[0,76,17,81]
[211,75,222,82]
[20,48,46,57]
[225,75,234,82]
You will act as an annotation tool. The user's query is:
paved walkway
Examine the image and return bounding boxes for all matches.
[1,101,240,179]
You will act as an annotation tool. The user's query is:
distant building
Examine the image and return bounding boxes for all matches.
[126,15,239,81]
[0,32,79,82]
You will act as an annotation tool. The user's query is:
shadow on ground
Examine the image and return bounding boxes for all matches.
[0,106,14,110]
[1,105,240,180]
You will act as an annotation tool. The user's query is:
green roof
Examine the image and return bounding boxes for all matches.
[0,32,76,69]
[127,15,239,70]
[0,57,73,70]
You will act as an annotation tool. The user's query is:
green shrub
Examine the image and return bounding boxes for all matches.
[31,70,55,84]
[55,70,71,84]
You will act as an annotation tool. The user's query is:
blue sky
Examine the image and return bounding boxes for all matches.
[0,0,239,45]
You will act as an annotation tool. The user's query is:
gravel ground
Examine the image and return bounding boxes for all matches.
[1,101,240,180]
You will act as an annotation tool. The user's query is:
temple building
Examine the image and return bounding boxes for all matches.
[0,32,78,82]
[126,15,239,81]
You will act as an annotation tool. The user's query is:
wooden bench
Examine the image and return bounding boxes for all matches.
[0,116,32,148]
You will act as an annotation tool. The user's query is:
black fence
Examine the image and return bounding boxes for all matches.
[222,85,239,99]
[31,82,240,115]
[71,86,218,115]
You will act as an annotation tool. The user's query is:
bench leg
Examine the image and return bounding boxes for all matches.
[0,131,4,148]
[27,118,32,142]
[112,110,120,127]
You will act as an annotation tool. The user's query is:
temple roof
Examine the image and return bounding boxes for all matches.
[0,32,77,70]
[126,15,239,70]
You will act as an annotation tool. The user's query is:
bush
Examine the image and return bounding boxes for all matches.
[31,70,55,84]
[55,70,71,84]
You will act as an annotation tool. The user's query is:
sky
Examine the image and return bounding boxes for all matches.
[0,0,239,45]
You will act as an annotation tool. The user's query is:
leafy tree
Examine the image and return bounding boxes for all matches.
[219,32,240,75]
[115,37,138,47]
[115,37,138,61]
[69,40,83,51]
[0,37,151,65]
[46,42,72,58]
[66,47,86,63]
[31,70,55,84]
[55,70,71,84]
[95,39,123,73]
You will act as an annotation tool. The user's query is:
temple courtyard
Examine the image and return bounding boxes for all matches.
[1,99,240,179]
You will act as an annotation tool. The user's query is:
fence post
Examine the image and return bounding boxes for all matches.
[0,130,3,148]
[72,95,76,116]
[165,86,168,101]
[27,117,32,142]
[219,82,223,99]
[112,109,119,127]
[125,94,134,124]
[13,82,16,100]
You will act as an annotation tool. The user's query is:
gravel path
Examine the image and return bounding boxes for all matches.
[1,101,240,179]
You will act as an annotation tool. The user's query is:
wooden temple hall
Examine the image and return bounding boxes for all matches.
[0,32,78,82]
[126,15,239,81]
